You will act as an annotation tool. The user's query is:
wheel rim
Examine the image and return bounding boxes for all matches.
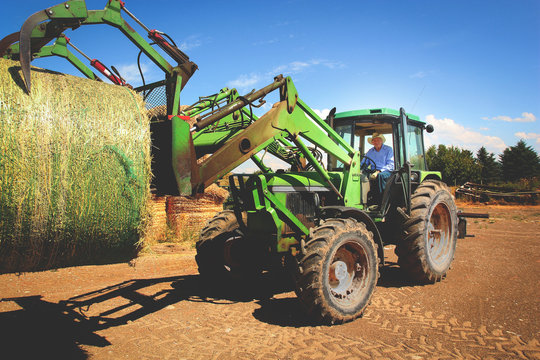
[328,240,372,307]
[427,202,453,271]
[223,233,243,271]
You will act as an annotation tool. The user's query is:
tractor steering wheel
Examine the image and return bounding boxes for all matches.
[360,155,377,174]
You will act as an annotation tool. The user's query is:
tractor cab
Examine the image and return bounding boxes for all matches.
[328,108,435,209]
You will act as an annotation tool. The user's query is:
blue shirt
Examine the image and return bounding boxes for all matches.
[363,144,394,172]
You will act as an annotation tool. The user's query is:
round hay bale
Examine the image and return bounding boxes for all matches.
[0,58,151,273]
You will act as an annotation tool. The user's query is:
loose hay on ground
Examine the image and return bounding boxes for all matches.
[0,59,151,273]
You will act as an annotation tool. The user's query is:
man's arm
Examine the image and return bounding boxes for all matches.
[361,148,375,169]
[380,145,394,172]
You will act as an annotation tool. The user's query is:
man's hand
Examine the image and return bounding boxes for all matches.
[369,170,380,181]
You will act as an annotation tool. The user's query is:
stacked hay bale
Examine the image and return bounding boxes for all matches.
[144,184,229,245]
[166,184,229,240]
[145,194,168,242]
[0,59,151,273]
[145,103,229,244]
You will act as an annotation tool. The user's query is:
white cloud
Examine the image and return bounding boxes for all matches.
[262,155,290,169]
[114,62,161,86]
[515,132,540,144]
[482,112,536,123]
[227,73,261,90]
[410,71,427,79]
[313,108,330,119]
[177,35,202,51]
[289,61,312,72]
[232,162,259,174]
[229,59,344,92]
[114,63,149,83]
[179,41,200,51]
[277,59,344,73]
[232,152,290,174]
[424,114,507,154]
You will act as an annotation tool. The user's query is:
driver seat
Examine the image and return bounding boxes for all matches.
[366,171,399,213]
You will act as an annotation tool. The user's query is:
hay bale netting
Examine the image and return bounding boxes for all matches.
[0,59,151,273]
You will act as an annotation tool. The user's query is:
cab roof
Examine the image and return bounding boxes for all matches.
[335,108,422,123]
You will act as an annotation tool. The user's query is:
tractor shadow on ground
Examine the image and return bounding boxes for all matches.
[252,297,314,327]
[377,261,419,288]
[251,262,417,328]
[0,294,106,360]
[0,263,417,358]
[0,272,296,358]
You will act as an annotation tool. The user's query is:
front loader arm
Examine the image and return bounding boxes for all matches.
[195,101,352,190]
[186,87,304,170]
[174,76,356,197]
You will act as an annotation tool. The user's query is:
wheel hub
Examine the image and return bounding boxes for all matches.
[328,242,369,299]
[330,260,354,295]
[333,261,348,281]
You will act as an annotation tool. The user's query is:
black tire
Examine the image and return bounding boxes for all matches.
[295,218,379,324]
[195,210,258,279]
[396,180,458,283]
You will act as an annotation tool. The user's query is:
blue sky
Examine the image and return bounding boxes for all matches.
[2,0,539,166]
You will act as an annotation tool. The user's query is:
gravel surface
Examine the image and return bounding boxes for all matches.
[1,203,539,359]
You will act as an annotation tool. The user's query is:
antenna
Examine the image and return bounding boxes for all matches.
[411,84,426,112]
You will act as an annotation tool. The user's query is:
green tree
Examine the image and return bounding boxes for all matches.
[499,140,540,181]
[426,145,481,186]
[476,146,501,184]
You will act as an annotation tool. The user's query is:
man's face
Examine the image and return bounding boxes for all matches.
[372,137,383,151]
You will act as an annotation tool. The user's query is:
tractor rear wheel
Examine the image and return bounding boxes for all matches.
[295,218,378,324]
[195,210,258,280]
[396,180,458,283]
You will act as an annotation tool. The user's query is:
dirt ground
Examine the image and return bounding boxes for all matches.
[0,203,539,359]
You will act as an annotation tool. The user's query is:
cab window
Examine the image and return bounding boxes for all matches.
[406,125,426,170]
[328,121,354,169]
[353,121,395,171]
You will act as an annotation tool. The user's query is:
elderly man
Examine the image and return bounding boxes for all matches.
[361,133,394,202]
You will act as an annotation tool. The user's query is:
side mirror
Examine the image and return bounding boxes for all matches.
[425,124,434,133]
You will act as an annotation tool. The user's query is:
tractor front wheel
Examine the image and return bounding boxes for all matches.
[295,218,379,324]
[195,210,258,280]
[396,180,458,283]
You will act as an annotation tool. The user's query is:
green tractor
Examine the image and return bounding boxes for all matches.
[189,78,461,324]
[2,0,468,325]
